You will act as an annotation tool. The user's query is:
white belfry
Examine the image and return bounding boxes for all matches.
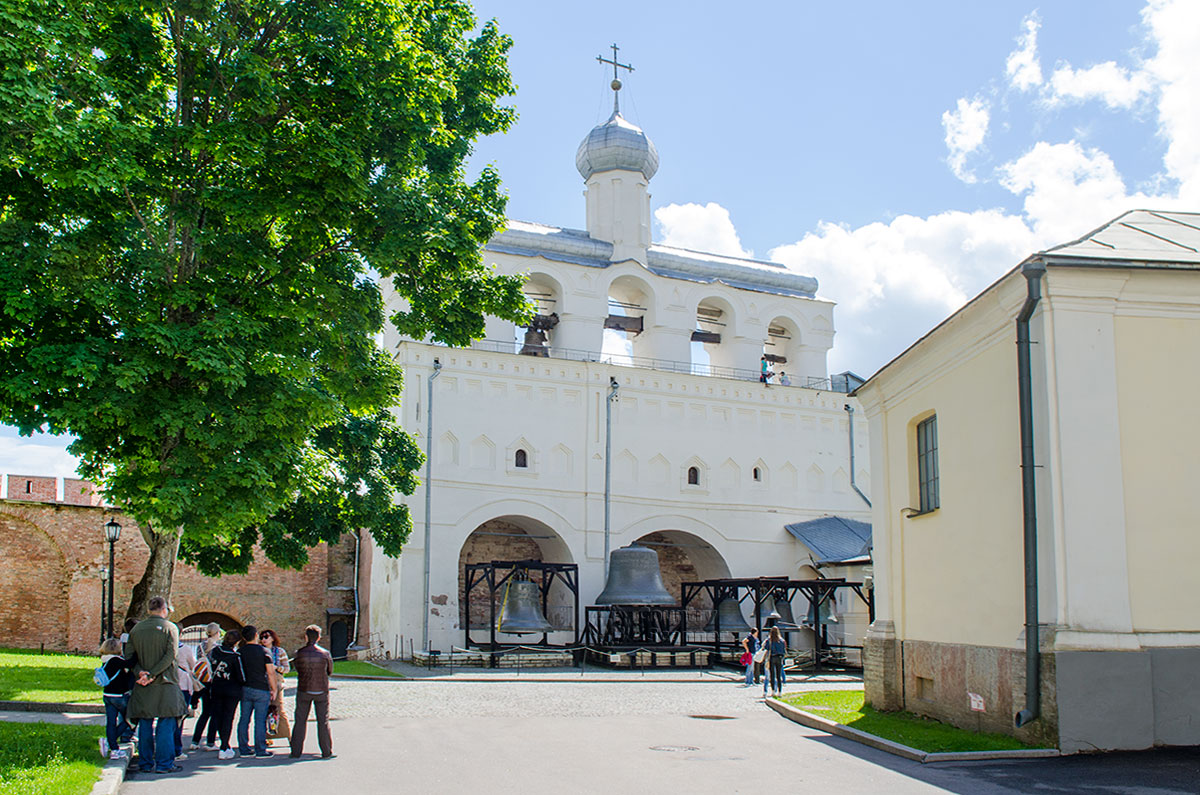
[369,57,872,658]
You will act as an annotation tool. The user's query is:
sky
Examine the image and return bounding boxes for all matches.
[4,0,1198,480]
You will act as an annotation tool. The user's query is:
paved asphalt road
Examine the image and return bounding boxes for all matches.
[111,676,1199,795]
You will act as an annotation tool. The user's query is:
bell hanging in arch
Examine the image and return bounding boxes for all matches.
[497,576,553,635]
[704,597,753,634]
[595,544,675,606]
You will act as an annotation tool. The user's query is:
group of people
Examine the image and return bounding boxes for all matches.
[759,356,792,386]
[741,626,788,696]
[96,596,334,775]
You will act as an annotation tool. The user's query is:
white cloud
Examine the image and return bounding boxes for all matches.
[942,97,991,182]
[1006,13,1043,91]
[1048,62,1151,109]
[1143,0,1200,203]
[0,435,82,496]
[654,202,752,258]
[999,141,1146,242]
[769,211,1039,373]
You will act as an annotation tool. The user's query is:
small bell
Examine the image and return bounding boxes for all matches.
[497,576,553,635]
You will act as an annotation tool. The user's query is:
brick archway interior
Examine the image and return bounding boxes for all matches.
[457,517,573,632]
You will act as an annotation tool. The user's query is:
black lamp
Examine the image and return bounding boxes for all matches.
[103,519,122,638]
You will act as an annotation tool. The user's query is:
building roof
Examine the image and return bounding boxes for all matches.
[784,516,872,564]
[487,220,820,299]
[1042,210,1200,268]
[576,111,660,181]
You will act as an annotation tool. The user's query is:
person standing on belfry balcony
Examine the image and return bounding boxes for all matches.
[290,624,335,759]
[126,597,187,774]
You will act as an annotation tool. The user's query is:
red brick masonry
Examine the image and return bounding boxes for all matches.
[0,475,357,654]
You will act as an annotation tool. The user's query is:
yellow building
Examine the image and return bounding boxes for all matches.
[855,210,1200,752]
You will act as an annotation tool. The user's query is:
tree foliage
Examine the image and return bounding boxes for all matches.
[0,0,528,608]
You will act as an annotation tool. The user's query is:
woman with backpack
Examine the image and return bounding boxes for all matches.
[96,637,136,759]
[189,622,221,751]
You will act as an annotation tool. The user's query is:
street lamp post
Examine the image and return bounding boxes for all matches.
[103,518,122,639]
[99,567,108,645]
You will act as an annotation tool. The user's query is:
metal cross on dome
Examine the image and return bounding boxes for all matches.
[596,43,634,114]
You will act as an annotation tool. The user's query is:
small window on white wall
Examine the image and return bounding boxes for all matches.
[514,449,528,469]
[687,466,700,486]
[752,467,762,482]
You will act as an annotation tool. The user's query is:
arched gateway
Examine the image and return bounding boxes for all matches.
[457,517,574,632]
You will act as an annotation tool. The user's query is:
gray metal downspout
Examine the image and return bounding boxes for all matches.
[1015,261,1046,728]
[421,358,442,652]
[843,404,872,508]
[604,377,619,579]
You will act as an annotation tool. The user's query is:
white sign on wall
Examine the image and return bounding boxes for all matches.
[968,692,986,712]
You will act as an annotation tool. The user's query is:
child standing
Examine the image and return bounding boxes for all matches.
[97,638,135,759]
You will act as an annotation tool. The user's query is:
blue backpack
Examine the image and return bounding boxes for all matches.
[93,663,114,687]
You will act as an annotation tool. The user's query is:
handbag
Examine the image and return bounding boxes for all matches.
[267,701,291,741]
[753,646,768,664]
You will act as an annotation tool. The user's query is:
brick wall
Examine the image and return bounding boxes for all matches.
[0,496,341,655]
[6,475,56,502]
[62,478,102,507]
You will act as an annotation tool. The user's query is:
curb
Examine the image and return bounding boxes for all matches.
[765,699,1060,763]
[0,700,104,714]
[346,675,737,683]
[90,748,131,795]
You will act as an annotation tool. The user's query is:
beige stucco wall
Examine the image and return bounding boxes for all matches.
[860,272,1028,650]
[1113,273,1200,634]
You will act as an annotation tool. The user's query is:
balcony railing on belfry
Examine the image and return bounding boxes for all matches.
[422,338,858,393]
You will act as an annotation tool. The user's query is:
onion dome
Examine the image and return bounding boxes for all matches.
[575,111,659,181]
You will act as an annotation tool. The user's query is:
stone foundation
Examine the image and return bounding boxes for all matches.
[864,632,1057,749]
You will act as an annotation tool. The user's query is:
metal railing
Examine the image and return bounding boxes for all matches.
[455,339,851,392]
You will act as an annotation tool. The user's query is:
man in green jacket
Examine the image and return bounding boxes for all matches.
[126,596,187,774]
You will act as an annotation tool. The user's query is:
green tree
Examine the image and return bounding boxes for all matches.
[0,0,528,618]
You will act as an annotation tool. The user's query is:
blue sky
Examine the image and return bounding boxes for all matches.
[4,0,1198,480]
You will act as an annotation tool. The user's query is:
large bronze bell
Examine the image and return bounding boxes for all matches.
[704,597,753,634]
[595,544,676,605]
[497,578,554,635]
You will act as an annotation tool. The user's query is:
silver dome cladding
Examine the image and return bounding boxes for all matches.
[575,112,659,181]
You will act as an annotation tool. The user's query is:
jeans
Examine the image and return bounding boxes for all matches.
[137,716,178,772]
[769,654,784,692]
[103,693,132,749]
[192,689,217,746]
[743,660,754,685]
[173,690,190,756]
[291,692,332,757]
[238,687,272,755]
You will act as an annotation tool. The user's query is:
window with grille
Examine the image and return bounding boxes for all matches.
[514,449,528,468]
[916,415,939,512]
[687,466,700,485]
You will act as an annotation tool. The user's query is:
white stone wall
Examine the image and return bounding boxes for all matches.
[371,341,871,653]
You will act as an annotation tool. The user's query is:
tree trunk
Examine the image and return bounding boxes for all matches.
[126,523,182,622]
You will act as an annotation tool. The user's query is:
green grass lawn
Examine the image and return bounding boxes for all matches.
[285,659,403,678]
[778,690,1048,753]
[0,648,102,704]
[0,722,106,795]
